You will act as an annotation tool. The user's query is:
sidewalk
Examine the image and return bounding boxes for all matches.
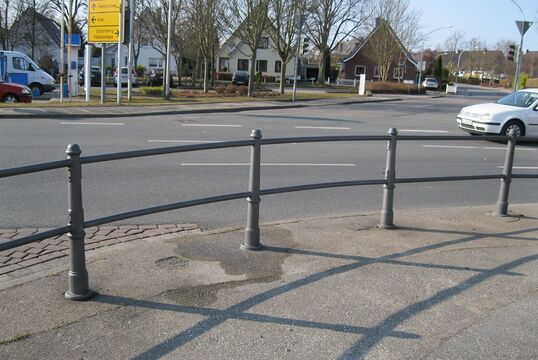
[1,204,538,359]
[0,96,400,119]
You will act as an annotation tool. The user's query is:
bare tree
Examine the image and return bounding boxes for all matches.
[142,0,184,87]
[444,31,464,80]
[268,0,301,94]
[226,0,270,97]
[362,0,420,82]
[305,0,370,84]
[186,0,223,92]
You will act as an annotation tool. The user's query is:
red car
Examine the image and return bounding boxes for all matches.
[0,80,32,103]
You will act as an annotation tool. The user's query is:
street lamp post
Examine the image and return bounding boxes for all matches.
[417,25,453,92]
[455,50,465,89]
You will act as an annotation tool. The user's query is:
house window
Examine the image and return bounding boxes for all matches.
[373,66,380,78]
[219,57,230,72]
[12,57,30,71]
[275,60,282,73]
[256,60,267,72]
[237,59,249,71]
[258,37,269,49]
[393,65,404,80]
[149,58,164,68]
[354,65,365,77]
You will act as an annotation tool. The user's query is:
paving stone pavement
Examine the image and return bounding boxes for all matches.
[0,224,199,276]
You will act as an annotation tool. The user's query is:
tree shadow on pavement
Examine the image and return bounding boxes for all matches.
[93,225,538,359]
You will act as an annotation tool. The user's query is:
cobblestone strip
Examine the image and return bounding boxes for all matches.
[0,224,198,275]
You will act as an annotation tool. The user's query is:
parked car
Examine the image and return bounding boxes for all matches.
[0,80,32,103]
[114,67,137,87]
[232,71,249,86]
[78,66,101,86]
[456,88,538,137]
[421,77,439,90]
[145,68,173,87]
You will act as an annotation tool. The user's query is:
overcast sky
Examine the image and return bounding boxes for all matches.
[409,0,538,51]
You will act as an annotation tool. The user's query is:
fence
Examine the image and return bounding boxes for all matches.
[1,129,537,300]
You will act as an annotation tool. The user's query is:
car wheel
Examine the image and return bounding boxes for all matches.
[2,93,18,103]
[29,83,43,97]
[501,120,525,137]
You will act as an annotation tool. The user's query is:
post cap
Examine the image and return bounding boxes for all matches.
[66,144,81,155]
[250,129,262,139]
[388,128,398,135]
[507,128,517,137]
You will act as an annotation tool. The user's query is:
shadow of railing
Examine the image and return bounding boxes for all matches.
[90,223,538,359]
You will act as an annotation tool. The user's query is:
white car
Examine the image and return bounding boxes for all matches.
[422,77,439,90]
[114,67,137,86]
[457,88,538,137]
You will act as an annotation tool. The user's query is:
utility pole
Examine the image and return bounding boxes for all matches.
[127,0,134,101]
[59,0,64,103]
[164,0,173,99]
[67,0,72,100]
[117,0,124,104]
[292,14,305,102]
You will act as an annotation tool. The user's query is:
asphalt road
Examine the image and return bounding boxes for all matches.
[2,89,537,230]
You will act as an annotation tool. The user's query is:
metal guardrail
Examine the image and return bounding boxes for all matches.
[1,128,537,300]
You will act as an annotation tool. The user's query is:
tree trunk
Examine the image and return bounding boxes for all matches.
[279,61,286,94]
[248,55,256,97]
[317,48,327,84]
[203,57,208,93]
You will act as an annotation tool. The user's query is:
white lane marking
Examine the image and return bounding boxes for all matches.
[423,145,537,151]
[182,124,242,127]
[399,129,449,133]
[60,122,125,125]
[496,166,538,170]
[181,163,356,167]
[422,145,478,149]
[295,126,351,130]
[484,147,536,151]
[148,140,223,143]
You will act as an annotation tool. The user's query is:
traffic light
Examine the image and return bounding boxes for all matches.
[301,37,310,54]
[507,44,516,62]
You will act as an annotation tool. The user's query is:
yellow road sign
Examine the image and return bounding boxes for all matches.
[89,26,120,43]
[89,0,120,13]
[89,13,119,27]
[88,0,121,43]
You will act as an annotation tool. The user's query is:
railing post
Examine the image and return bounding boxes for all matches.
[379,128,398,229]
[242,129,263,250]
[65,144,96,300]
[496,129,517,216]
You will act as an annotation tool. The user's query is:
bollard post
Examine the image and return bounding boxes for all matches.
[65,144,96,300]
[379,128,398,229]
[496,129,517,216]
[242,130,263,250]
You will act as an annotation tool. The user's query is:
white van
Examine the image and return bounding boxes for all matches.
[0,51,56,96]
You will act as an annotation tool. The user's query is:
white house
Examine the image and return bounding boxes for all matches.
[216,31,295,78]
[99,43,177,75]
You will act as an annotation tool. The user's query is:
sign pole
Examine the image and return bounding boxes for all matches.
[101,44,106,103]
[127,0,134,101]
[59,0,64,103]
[116,0,123,104]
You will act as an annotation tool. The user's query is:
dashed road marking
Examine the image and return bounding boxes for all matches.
[182,124,242,127]
[148,140,223,143]
[60,122,125,125]
[295,126,351,130]
[181,163,356,167]
[399,129,449,133]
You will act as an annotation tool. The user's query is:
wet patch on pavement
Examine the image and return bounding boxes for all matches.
[163,226,296,306]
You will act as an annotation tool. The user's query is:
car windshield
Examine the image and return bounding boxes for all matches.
[497,91,538,108]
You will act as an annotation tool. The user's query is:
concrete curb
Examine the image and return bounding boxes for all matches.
[0,98,401,119]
